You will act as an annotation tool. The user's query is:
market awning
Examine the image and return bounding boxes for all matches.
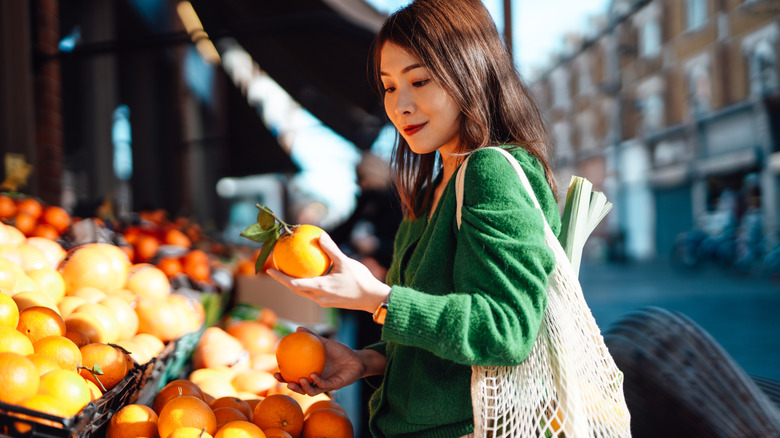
[189,0,388,150]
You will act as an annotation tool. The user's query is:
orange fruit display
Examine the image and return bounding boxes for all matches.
[37,368,91,416]
[79,342,130,392]
[0,352,40,404]
[13,394,68,433]
[193,326,248,370]
[301,408,354,438]
[107,403,159,438]
[0,324,34,355]
[275,332,325,384]
[32,335,82,371]
[59,243,131,294]
[158,395,217,438]
[252,394,305,438]
[16,306,67,343]
[272,225,332,278]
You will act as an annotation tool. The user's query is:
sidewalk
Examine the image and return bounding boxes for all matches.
[579,259,780,381]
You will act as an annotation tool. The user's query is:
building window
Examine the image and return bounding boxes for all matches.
[686,0,707,31]
[641,20,661,57]
[643,93,664,132]
[578,57,592,95]
[688,64,711,116]
[552,69,571,109]
[751,41,779,97]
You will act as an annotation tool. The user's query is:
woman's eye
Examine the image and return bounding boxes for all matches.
[412,79,430,87]
[383,86,395,94]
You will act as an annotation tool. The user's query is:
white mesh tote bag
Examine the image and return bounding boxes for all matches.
[455,147,631,438]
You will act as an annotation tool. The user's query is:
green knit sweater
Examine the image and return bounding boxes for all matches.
[366,147,561,438]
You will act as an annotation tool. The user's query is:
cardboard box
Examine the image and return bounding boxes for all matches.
[234,274,336,328]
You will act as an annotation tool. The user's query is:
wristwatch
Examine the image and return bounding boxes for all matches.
[372,297,390,325]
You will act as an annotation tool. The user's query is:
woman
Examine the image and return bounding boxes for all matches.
[268,0,561,436]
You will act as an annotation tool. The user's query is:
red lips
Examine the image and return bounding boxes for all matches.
[403,123,426,136]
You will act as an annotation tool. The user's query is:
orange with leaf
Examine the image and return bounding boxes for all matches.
[240,205,331,278]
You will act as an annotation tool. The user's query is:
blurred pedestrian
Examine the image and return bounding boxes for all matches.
[268,0,560,436]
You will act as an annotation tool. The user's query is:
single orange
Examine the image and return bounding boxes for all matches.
[214,406,249,429]
[0,223,26,246]
[0,195,18,219]
[26,352,61,376]
[135,297,185,342]
[64,329,91,348]
[304,400,347,417]
[13,394,67,432]
[153,380,204,414]
[232,370,277,397]
[158,395,217,438]
[157,256,184,278]
[14,212,37,237]
[193,326,248,370]
[215,420,264,438]
[226,320,279,355]
[16,198,42,220]
[132,332,166,357]
[182,249,211,283]
[16,243,50,271]
[197,375,240,400]
[301,408,354,438]
[41,206,72,234]
[133,234,160,263]
[99,295,139,340]
[79,342,129,392]
[59,243,131,294]
[0,324,34,355]
[30,223,60,240]
[262,428,293,438]
[169,427,214,438]
[16,305,66,343]
[167,378,206,399]
[32,335,82,371]
[251,394,304,438]
[0,352,40,404]
[71,301,121,343]
[84,377,103,400]
[107,403,159,438]
[38,368,91,416]
[68,286,107,303]
[126,263,172,299]
[275,332,325,384]
[65,311,108,344]
[26,267,66,303]
[0,292,20,327]
[235,258,256,276]
[272,225,332,278]
[211,396,253,421]
[26,236,67,269]
[163,228,191,248]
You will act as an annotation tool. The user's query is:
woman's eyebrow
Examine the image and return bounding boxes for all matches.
[380,64,424,76]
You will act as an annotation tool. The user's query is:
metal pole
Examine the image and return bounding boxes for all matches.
[504,0,513,62]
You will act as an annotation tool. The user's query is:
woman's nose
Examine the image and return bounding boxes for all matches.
[392,88,414,116]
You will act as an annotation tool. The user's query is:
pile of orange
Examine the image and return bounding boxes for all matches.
[0,195,72,240]
[124,380,352,438]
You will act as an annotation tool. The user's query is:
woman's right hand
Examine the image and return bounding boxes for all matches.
[275,327,385,397]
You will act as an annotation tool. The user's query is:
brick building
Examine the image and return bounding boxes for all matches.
[532,0,780,262]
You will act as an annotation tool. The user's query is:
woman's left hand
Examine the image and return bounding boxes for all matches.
[267,232,391,313]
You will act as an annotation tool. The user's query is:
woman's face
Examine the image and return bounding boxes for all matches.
[379,43,461,158]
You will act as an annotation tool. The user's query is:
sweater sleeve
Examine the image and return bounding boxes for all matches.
[382,148,557,366]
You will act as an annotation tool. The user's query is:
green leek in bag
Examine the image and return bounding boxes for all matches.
[558,176,613,276]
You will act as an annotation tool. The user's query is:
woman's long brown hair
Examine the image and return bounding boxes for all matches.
[370,0,557,219]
